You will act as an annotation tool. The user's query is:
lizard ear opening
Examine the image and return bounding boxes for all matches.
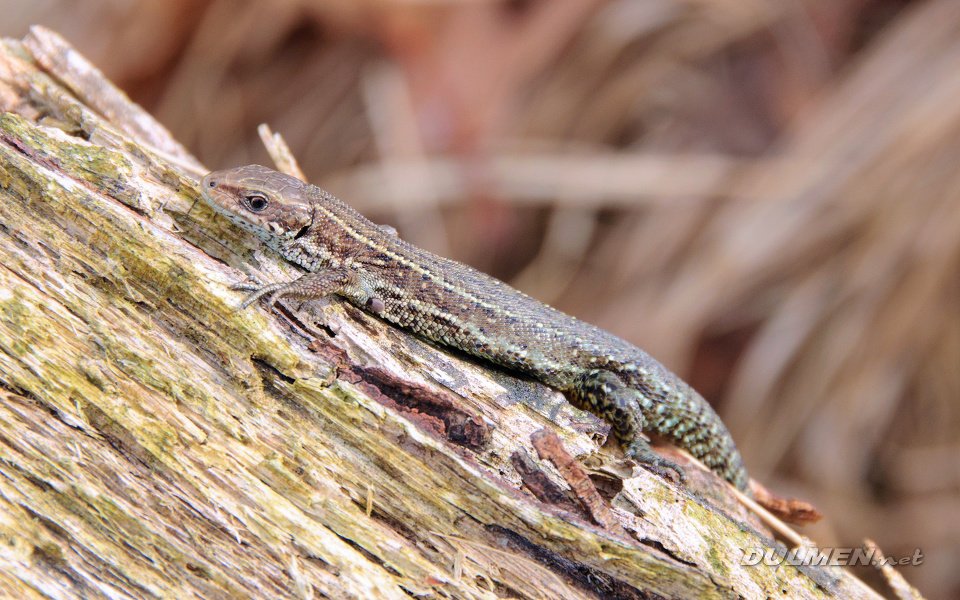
[293,224,310,240]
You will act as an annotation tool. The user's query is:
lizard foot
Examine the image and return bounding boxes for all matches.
[229,278,262,293]
[626,438,687,485]
[229,279,291,311]
[229,270,379,313]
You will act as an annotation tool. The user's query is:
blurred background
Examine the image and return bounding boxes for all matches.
[3,0,958,597]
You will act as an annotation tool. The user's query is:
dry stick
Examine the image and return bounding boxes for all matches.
[863,539,926,600]
[673,448,815,548]
[258,123,307,182]
[733,488,805,547]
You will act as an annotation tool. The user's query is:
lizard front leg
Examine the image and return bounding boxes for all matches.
[569,370,687,484]
[231,268,385,312]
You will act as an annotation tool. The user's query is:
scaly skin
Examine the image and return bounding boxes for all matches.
[200,165,749,491]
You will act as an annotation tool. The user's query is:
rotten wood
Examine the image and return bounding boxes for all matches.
[531,428,628,538]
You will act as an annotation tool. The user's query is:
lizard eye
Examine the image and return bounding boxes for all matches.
[245,194,268,211]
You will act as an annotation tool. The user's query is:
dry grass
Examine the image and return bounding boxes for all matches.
[3,0,957,597]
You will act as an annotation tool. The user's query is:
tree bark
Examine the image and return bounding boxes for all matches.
[0,26,880,600]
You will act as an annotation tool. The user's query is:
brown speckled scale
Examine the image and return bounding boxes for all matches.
[200,165,749,492]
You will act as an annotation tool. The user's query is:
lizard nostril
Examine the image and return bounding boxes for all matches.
[207,180,216,187]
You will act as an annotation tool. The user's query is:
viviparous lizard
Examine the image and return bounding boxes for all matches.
[200,165,749,492]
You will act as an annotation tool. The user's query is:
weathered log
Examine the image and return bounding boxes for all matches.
[0,26,879,600]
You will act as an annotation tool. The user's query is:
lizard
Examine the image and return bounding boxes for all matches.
[199,164,750,493]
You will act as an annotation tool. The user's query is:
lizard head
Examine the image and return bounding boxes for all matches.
[200,165,314,247]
